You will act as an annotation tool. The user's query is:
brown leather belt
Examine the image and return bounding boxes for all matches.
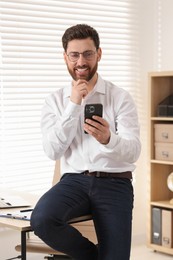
[82,170,132,179]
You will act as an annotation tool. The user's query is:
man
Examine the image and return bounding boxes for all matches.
[31,24,141,260]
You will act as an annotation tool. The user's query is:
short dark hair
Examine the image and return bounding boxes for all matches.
[62,24,100,52]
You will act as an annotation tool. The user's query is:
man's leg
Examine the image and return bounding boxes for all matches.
[90,177,134,260]
[31,174,98,260]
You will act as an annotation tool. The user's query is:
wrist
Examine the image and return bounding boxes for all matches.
[70,97,82,105]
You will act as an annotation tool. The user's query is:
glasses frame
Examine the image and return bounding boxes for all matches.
[66,50,97,62]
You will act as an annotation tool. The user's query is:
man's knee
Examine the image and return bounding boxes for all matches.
[31,206,62,240]
[31,208,48,237]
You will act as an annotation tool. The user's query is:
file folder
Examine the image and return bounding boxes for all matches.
[152,207,162,245]
[162,209,173,248]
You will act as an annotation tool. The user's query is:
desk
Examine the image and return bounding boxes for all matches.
[0,215,31,260]
[0,190,39,260]
[0,191,97,260]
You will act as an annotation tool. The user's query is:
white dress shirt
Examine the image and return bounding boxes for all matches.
[41,74,141,176]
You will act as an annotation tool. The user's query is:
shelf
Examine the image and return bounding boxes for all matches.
[149,71,173,77]
[151,200,173,209]
[151,117,173,121]
[148,71,173,256]
[148,243,173,255]
[150,159,173,165]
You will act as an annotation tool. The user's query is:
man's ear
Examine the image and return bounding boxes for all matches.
[63,52,68,63]
[97,47,102,62]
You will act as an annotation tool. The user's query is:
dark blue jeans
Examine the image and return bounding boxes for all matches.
[31,173,134,260]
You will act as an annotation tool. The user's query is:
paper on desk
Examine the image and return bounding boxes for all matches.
[0,209,32,221]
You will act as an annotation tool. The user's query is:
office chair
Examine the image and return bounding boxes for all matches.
[15,161,97,259]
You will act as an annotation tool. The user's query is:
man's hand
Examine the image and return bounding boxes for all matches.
[70,79,88,105]
[84,116,110,144]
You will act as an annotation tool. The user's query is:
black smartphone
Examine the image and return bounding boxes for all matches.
[84,103,103,133]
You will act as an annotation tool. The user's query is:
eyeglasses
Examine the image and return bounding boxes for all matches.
[67,50,96,62]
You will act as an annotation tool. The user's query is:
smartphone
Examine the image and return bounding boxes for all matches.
[84,103,103,133]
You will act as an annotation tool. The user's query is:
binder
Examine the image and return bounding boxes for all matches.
[152,207,162,245]
[162,209,173,248]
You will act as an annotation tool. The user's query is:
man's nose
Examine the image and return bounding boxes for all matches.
[77,53,87,64]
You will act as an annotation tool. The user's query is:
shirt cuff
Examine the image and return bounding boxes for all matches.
[101,130,119,151]
[64,101,81,119]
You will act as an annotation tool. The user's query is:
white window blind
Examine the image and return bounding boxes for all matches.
[0,0,140,194]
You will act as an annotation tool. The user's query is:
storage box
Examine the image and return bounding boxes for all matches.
[162,209,173,248]
[155,143,173,161]
[157,94,173,117]
[154,124,173,143]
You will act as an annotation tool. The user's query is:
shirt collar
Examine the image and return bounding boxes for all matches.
[64,74,106,98]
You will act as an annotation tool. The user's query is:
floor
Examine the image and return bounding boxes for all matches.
[25,245,173,260]
[131,244,173,260]
[1,229,173,260]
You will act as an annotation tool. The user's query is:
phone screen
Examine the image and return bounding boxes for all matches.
[84,103,103,133]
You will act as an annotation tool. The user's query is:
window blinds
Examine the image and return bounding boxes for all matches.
[0,0,140,194]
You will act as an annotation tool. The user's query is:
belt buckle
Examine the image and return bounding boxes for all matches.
[96,171,101,177]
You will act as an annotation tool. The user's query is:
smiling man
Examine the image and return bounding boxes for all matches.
[31,24,141,260]
[63,29,102,106]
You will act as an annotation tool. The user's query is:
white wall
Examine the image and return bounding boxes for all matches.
[132,0,154,244]
[132,0,173,244]
[155,0,173,70]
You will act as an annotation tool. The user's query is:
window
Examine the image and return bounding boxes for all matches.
[0,0,140,194]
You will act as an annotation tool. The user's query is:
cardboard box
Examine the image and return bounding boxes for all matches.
[154,124,173,143]
[162,209,173,248]
[155,143,173,161]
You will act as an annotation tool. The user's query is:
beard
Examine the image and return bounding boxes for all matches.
[66,62,98,82]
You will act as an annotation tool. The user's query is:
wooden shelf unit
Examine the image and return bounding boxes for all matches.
[148,71,173,255]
